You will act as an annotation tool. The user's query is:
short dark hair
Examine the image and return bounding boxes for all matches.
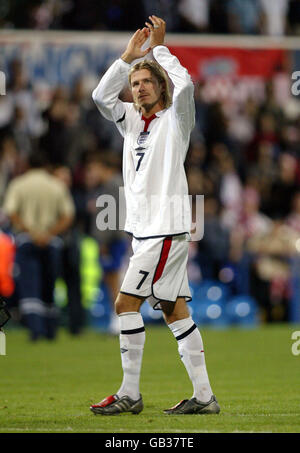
[28,151,49,169]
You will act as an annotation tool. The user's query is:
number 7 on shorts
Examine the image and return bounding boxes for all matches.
[136,270,149,290]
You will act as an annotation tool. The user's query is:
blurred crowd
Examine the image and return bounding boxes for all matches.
[2,0,300,36]
[1,41,300,340]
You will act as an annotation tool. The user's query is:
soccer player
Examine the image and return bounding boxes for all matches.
[90,15,220,415]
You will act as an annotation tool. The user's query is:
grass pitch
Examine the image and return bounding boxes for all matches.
[0,324,299,433]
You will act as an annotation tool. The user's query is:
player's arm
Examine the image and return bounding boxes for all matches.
[92,28,151,127]
[146,15,195,134]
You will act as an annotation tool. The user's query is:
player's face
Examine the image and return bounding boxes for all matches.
[130,69,163,112]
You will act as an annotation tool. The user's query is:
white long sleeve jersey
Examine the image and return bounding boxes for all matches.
[92,45,195,239]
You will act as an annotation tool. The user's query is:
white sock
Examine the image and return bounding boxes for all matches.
[168,316,213,403]
[117,312,145,401]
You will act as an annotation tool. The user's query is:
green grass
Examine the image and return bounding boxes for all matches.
[0,324,299,433]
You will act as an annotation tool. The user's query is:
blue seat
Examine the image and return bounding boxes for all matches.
[225,295,259,327]
[191,279,230,304]
[189,297,229,328]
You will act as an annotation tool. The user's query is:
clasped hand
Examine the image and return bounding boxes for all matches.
[121,15,166,64]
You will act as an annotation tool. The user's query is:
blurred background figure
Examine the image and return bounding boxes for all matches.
[227,0,263,34]
[0,229,15,302]
[196,195,231,280]
[0,0,300,36]
[84,152,127,334]
[3,152,74,341]
[259,0,289,36]
[247,216,298,322]
[52,164,85,335]
[178,0,210,33]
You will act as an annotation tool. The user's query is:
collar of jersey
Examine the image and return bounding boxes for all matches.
[139,108,166,118]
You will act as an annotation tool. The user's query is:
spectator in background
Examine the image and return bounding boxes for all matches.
[84,152,127,335]
[204,102,230,150]
[0,231,15,301]
[3,0,300,36]
[227,184,272,295]
[247,215,298,322]
[227,0,263,34]
[197,195,230,279]
[248,142,278,210]
[0,93,14,130]
[60,0,105,30]
[52,164,85,335]
[10,105,33,160]
[178,0,210,32]
[40,87,70,166]
[208,144,243,229]
[185,141,207,171]
[259,0,289,36]
[258,79,285,133]
[142,0,180,32]
[286,190,300,230]
[239,186,272,239]
[70,77,93,127]
[193,81,209,142]
[61,0,146,31]
[41,85,94,169]
[288,0,300,35]
[3,152,75,341]
[27,0,70,30]
[0,134,19,209]
[248,112,280,163]
[96,0,146,31]
[263,153,300,218]
[227,97,257,148]
[7,59,44,140]
[280,119,300,158]
[209,0,229,33]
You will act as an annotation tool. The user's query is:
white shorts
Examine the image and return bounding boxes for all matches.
[120,233,192,310]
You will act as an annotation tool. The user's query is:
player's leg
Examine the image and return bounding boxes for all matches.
[161,297,220,414]
[161,297,214,403]
[115,292,145,400]
[90,292,145,415]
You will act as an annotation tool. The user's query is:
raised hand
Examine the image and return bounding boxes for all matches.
[121,28,151,64]
[145,15,166,49]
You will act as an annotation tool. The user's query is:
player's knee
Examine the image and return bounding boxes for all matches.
[115,297,125,315]
[115,293,143,315]
[162,298,190,324]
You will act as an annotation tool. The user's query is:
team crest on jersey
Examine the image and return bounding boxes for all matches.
[137,131,150,146]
